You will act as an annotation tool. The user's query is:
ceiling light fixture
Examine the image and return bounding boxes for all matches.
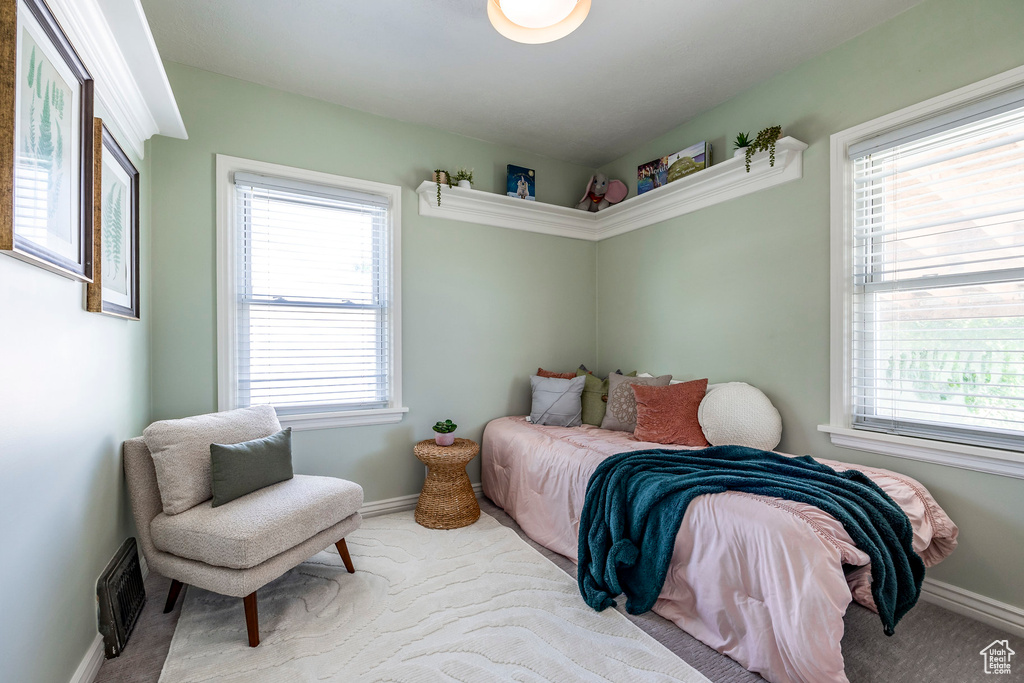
[487,0,591,44]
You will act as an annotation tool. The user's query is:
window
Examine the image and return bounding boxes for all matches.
[826,67,1024,477]
[217,156,406,429]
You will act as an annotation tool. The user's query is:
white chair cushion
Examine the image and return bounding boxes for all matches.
[150,475,363,569]
[698,382,782,451]
[143,405,282,515]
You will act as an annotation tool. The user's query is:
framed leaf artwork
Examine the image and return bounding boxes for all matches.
[87,122,139,319]
[1,0,95,280]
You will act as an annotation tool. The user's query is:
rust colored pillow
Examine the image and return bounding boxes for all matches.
[632,379,710,446]
[537,367,576,380]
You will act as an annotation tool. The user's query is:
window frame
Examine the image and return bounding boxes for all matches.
[216,154,407,430]
[822,64,1024,480]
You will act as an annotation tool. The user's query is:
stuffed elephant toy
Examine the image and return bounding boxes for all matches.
[576,173,628,212]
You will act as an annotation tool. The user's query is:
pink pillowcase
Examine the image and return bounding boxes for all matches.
[632,379,710,447]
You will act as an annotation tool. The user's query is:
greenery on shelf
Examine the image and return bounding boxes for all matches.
[733,131,751,151]
[432,419,457,434]
[434,168,453,206]
[745,125,783,172]
[452,167,474,185]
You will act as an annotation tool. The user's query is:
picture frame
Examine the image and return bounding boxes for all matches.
[1,0,95,280]
[86,121,139,320]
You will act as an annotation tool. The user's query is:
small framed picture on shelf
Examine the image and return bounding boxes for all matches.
[637,157,668,195]
[1,0,96,280]
[664,142,711,184]
[86,122,140,320]
[506,164,535,201]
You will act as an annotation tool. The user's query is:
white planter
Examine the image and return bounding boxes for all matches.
[457,180,471,189]
[734,147,749,159]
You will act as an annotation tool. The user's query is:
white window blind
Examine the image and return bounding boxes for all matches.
[232,172,393,416]
[851,93,1024,451]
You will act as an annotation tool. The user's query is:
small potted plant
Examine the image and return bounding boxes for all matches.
[452,167,474,189]
[733,131,752,159]
[744,125,783,173]
[432,419,458,446]
[432,169,453,206]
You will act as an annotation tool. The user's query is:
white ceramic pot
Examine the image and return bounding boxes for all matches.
[457,180,471,189]
[734,147,749,159]
[434,432,455,446]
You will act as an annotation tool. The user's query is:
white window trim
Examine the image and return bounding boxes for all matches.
[215,154,407,430]
[823,63,1024,480]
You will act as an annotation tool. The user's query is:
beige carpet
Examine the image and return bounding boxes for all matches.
[159,511,709,682]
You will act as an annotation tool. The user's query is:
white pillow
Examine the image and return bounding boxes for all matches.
[697,382,782,451]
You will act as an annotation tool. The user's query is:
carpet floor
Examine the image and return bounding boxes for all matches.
[95,497,1019,682]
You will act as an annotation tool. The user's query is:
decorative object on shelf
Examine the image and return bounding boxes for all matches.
[665,142,712,183]
[452,167,474,189]
[2,0,96,280]
[507,164,535,201]
[487,0,591,45]
[87,122,140,319]
[432,419,458,446]
[733,131,752,158]
[576,172,628,212]
[745,125,783,172]
[637,157,668,195]
[432,169,452,206]
[413,438,480,529]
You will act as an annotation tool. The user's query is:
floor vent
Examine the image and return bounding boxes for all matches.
[97,537,147,658]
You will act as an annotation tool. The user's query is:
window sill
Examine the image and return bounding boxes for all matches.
[279,407,409,431]
[818,425,1024,480]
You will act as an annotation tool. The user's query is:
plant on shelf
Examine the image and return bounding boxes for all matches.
[744,125,783,173]
[452,167,474,189]
[733,131,751,154]
[433,169,453,206]
[432,419,458,446]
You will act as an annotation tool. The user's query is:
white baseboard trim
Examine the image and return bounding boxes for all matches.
[921,577,1024,638]
[69,634,104,683]
[359,483,484,518]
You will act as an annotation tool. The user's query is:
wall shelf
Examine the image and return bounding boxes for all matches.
[416,137,808,241]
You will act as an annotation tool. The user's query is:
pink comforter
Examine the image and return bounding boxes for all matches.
[481,417,958,683]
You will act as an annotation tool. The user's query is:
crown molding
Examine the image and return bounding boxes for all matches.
[417,137,807,241]
[43,0,187,158]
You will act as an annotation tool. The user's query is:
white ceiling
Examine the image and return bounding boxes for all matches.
[141,0,922,167]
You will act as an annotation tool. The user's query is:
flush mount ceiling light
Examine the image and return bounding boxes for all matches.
[487,0,591,44]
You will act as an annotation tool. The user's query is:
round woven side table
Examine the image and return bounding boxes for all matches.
[413,438,481,529]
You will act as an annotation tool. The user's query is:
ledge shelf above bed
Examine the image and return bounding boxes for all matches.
[416,137,808,242]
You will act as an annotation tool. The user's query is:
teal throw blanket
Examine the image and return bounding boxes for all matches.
[577,446,924,635]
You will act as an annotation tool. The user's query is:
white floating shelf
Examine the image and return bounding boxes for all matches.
[417,137,808,241]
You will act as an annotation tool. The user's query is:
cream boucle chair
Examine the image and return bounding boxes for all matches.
[123,425,363,647]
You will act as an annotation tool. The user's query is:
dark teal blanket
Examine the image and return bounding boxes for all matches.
[577,446,924,635]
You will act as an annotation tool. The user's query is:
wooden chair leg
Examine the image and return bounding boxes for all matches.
[243,592,259,647]
[335,538,355,574]
[164,579,184,614]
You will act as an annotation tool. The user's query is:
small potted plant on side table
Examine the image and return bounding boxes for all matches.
[432,419,457,446]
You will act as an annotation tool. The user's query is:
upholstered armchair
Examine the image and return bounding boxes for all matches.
[123,406,363,647]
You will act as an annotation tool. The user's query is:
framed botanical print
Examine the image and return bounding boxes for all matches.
[1,0,95,280]
[87,122,139,319]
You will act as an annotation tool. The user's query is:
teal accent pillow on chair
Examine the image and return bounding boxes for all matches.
[210,428,294,507]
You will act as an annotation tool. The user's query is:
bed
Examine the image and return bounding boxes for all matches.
[481,416,958,683]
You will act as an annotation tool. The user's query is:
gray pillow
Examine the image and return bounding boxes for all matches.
[210,428,294,507]
[530,375,586,427]
[143,405,282,515]
[600,373,672,432]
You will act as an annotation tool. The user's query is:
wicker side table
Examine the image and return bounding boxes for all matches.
[413,438,481,529]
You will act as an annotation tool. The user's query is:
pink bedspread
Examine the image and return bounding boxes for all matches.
[481,417,958,683]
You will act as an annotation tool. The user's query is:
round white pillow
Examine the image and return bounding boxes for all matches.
[698,382,782,451]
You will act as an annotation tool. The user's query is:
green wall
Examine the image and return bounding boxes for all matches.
[0,129,152,681]
[596,0,1024,609]
[149,63,598,503]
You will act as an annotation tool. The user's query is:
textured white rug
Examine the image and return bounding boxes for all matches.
[159,511,708,682]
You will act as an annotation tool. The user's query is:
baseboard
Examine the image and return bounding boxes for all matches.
[68,634,104,683]
[359,483,484,518]
[921,577,1024,638]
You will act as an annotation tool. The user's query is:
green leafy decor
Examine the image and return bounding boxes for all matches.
[104,183,124,269]
[434,169,453,206]
[432,419,457,434]
[733,131,751,151]
[21,44,68,227]
[452,167,474,185]
[744,125,783,173]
